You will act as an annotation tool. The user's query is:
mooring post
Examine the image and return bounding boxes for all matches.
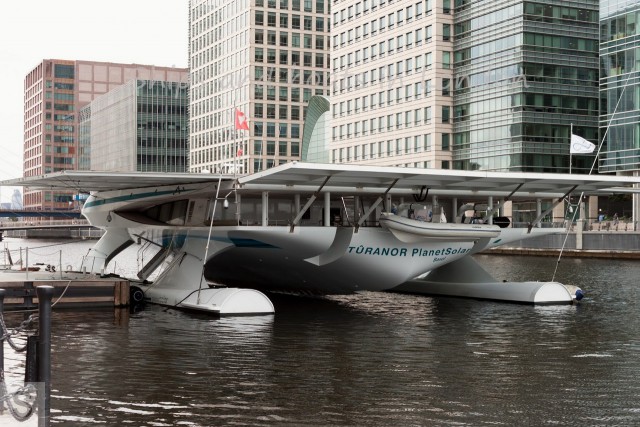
[36,285,53,427]
[0,289,5,379]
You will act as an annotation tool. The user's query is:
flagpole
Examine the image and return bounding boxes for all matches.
[570,123,573,174]
[233,99,237,180]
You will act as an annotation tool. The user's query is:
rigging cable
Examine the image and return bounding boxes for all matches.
[551,72,633,282]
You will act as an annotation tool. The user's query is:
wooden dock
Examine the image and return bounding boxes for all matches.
[0,278,130,309]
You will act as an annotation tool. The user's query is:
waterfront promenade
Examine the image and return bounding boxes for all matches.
[487,220,640,259]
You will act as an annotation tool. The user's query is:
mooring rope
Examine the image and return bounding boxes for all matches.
[0,313,37,352]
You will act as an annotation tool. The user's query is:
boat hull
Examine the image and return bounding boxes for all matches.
[144,226,477,294]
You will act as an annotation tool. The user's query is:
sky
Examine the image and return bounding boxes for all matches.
[0,0,188,202]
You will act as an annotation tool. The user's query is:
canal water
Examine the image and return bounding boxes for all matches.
[2,239,640,426]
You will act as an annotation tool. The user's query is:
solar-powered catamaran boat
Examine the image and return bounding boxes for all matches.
[7,162,639,313]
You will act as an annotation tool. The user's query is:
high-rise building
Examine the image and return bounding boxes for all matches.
[23,60,187,209]
[453,1,600,173]
[599,0,640,174]
[330,0,452,169]
[599,0,640,223]
[188,0,331,174]
[79,77,189,173]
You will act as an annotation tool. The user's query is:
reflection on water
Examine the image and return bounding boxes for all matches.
[2,240,640,425]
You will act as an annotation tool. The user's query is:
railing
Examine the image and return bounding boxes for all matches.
[0,219,91,229]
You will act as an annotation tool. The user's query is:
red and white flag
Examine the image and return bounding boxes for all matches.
[235,109,249,130]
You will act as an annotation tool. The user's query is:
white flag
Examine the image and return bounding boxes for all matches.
[570,134,596,154]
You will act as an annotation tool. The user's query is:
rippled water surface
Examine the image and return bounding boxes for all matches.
[2,240,640,426]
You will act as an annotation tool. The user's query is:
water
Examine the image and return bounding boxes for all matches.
[2,239,640,426]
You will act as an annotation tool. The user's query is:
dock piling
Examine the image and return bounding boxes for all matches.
[0,289,4,378]
[36,285,53,427]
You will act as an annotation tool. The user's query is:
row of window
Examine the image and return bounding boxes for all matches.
[332,106,434,139]
[333,27,434,69]
[256,11,325,32]
[333,0,437,28]
[255,102,313,120]
[255,48,329,68]
[254,121,303,138]
[331,133,437,163]
[255,66,330,85]
[254,72,328,92]
[334,8,442,49]
[256,30,327,50]
[256,0,325,14]
[453,3,596,39]
[334,80,439,115]
[257,48,328,68]
[333,54,442,94]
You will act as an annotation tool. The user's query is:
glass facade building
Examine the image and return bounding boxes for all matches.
[80,79,189,173]
[599,0,640,173]
[188,0,330,174]
[452,0,600,173]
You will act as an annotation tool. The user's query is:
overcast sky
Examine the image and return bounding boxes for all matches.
[0,0,188,201]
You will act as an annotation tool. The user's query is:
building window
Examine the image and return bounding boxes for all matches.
[442,51,451,69]
[255,103,264,118]
[267,30,277,45]
[267,49,276,63]
[443,24,451,41]
[267,104,276,118]
[442,133,450,150]
[442,78,450,96]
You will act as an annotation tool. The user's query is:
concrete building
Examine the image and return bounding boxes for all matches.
[79,77,189,173]
[188,0,331,175]
[330,0,451,169]
[23,60,187,210]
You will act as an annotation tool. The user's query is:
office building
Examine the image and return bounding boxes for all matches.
[79,77,189,173]
[453,1,600,173]
[599,1,640,174]
[599,0,640,223]
[23,60,187,210]
[188,0,331,174]
[330,0,452,169]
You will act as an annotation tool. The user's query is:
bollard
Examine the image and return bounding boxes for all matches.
[36,286,53,427]
[0,289,5,379]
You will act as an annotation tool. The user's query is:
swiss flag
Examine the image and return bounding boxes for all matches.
[235,109,249,130]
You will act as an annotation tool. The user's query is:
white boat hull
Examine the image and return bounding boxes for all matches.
[379,212,501,242]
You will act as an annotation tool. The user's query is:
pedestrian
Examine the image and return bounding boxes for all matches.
[613,213,619,225]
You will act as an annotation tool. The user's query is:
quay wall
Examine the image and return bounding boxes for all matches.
[486,231,640,259]
[2,228,103,239]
